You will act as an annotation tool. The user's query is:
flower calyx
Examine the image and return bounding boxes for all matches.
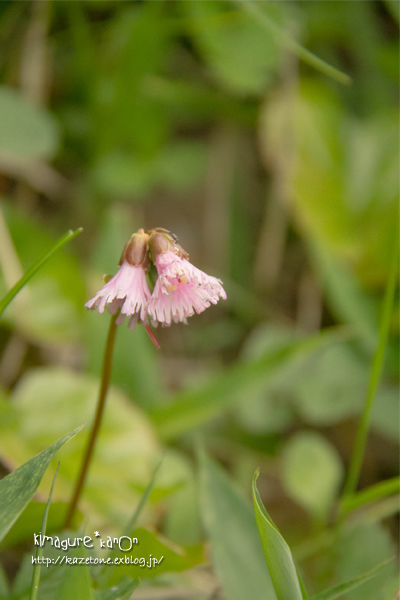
[119,229,149,268]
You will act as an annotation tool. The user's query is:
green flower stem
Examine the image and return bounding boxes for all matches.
[64,313,118,529]
[342,236,399,500]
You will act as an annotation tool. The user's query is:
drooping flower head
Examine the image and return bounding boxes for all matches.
[85,229,151,330]
[147,230,227,327]
[85,227,227,344]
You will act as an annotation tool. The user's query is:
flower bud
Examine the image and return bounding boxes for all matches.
[148,231,173,259]
[121,229,149,267]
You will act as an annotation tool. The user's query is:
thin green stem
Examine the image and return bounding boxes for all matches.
[342,236,399,499]
[64,313,118,529]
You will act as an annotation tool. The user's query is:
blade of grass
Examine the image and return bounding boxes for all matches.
[0,227,83,317]
[343,235,399,499]
[308,557,394,600]
[236,0,351,85]
[29,462,60,600]
[340,476,400,516]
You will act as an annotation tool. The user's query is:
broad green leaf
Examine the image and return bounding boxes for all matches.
[55,547,93,600]
[0,425,84,543]
[0,228,82,319]
[96,578,139,600]
[0,368,163,529]
[0,86,59,162]
[252,471,303,600]
[282,432,344,522]
[199,451,277,600]
[309,558,394,600]
[30,463,60,600]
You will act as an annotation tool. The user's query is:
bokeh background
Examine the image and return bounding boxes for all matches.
[0,1,398,598]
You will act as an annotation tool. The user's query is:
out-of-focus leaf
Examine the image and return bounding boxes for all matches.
[295,342,367,425]
[0,368,162,529]
[0,228,82,319]
[0,562,9,600]
[105,528,203,584]
[0,502,81,550]
[199,450,277,600]
[183,1,281,95]
[371,386,400,442]
[92,140,207,199]
[152,328,351,439]
[311,244,379,349]
[238,0,351,85]
[383,0,400,24]
[0,86,59,162]
[252,471,303,600]
[282,432,344,522]
[309,558,395,600]
[0,426,84,542]
[55,547,93,600]
[96,578,139,600]
[332,522,397,600]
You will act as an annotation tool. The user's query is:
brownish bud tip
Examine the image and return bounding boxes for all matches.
[148,231,173,258]
[121,231,149,267]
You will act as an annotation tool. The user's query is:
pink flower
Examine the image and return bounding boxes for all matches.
[85,260,151,330]
[147,250,227,326]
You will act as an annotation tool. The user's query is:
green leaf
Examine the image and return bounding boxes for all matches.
[98,459,163,582]
[237,0,351,85]
[30,463,60,600]
[333,522,397,600]
[96,578,139,600]
[0,86,60,162]
[0,228,83,319]
[55,547,93,600]
[252,470,303,600]
[0,562,9,600]
[0,502,82,550]
[152,328,348,440]
[199,450,277,600]
[106,527,202,584]
[183,1,281,95]
[0,425,84,543]
[0,368,161,528]
[282,432,344,522]
[309,558,394,600]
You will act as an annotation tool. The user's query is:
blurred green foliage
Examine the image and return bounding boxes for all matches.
[0,0,398,598]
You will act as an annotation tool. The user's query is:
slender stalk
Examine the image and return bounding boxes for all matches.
[342,236,399,498]
[64,313,118,529]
